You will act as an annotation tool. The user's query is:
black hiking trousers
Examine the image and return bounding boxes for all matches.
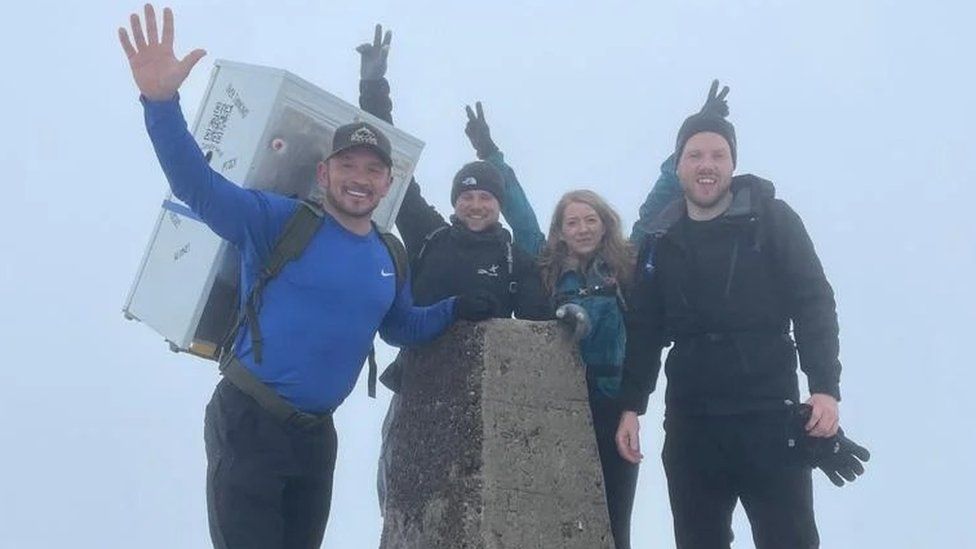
[590,395,640,549]
[662,412,819,549]
[204,379,338,549]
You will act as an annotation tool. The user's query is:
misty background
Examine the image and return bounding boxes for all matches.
[1,1,973,547]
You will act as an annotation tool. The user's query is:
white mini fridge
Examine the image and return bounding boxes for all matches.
[123,60,424,359]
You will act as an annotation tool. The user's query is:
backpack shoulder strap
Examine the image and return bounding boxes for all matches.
[220,200,324,364]
[367,229,409,399]
[264,200,325,279]
[505,241,518,295]
[414,224,450,266]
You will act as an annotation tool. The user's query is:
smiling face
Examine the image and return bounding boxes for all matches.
[316,146,392,220]
[454,189,501,232]
[559,201,606,261]
[677,131,735,218]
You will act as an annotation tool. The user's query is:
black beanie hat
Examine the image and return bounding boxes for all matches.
[451,161,505,206]
[675,113,737,167]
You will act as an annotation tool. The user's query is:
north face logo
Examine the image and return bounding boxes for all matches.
[350,126,378,145]
[477,264,500,277]
[461,176,478,186]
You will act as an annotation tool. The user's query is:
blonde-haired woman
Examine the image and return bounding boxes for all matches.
[524,188,642,548]
[538,190,636,298]
[465,99,683,547]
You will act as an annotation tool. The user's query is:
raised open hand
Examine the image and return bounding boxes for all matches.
[118,4,206,101]
[699,79,730,118]
[356,24,392,81]
[464,102,499,160]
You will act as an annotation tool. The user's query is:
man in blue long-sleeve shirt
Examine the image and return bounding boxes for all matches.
[118,6,491,548]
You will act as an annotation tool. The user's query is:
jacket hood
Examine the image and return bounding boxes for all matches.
[725,174,776,218]
[642,173,776,235]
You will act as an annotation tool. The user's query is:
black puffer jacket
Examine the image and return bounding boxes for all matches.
[619,175,842,416]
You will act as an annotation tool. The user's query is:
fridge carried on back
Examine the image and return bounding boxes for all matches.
[123,60,424,359]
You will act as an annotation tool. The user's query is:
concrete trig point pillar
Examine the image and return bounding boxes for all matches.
[380,320,614,549]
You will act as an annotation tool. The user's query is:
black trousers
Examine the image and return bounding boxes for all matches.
[590,396,640,549]
[204,379,338,549]
[662,413,819,549]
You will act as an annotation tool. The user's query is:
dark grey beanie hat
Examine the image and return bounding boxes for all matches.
[675,113,737,167]
[451,161,505,206]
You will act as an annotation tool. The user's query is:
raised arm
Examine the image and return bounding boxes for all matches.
[629,154,682,245]
[465,103,546,257]
[356,24,394,124]
[395,180,448,262]
[356,24,446,259]
[120,5,282,247]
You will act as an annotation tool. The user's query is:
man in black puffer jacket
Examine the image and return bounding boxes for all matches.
[616,100,845,548]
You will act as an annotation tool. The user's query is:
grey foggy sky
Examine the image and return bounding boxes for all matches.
[1,1,973,547]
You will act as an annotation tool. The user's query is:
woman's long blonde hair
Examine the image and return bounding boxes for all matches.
[538,190,635,295]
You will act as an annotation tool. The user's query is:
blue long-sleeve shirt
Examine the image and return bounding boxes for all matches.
[143,97,456,412]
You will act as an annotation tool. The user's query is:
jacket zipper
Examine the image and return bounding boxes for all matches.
[724,237,740,300]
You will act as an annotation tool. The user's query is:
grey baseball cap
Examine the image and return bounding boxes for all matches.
[327,121,393,167]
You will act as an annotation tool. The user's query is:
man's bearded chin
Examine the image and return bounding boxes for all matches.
[323,183,376,219]
[688,190,731,210]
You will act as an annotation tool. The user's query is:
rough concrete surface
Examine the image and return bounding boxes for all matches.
[380,320,613,549]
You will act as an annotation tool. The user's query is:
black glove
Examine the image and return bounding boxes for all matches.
[816,429,871,487]
[464,101,499,160]
[356,24,392,81]
[555,303,591,341]
[455,292,500,321]
[699,79,730,118]
[791,404,871,487]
